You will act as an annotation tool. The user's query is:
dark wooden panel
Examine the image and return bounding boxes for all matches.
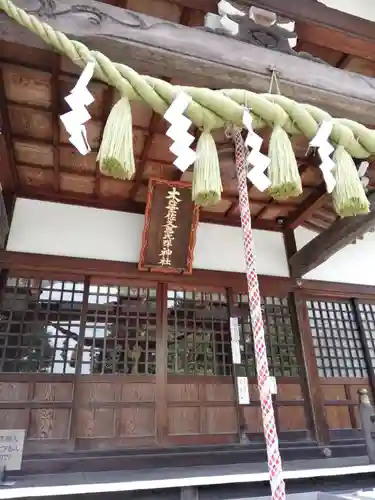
[321,380,370,430]
[0,378,74,452]
[71,377,156,449]
[167,376,238,444]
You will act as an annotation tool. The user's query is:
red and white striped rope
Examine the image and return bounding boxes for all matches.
[232,127,286,500]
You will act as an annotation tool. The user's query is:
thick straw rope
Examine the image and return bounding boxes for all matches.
[2,0,375,159]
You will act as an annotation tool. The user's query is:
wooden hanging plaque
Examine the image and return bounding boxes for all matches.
[138,179,199,275]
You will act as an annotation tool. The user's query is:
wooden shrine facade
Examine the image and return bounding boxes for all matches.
[2,0,375,473]
[1,247,375,455]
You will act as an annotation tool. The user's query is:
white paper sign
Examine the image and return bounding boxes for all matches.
[237,376,250,405]
[231,341,241,364]
[269,376,277,395]
[230,316,240,343]
[0,429,25,471]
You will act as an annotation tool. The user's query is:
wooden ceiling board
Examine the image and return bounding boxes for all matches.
[142,161,175,181]
[17,165,55,190]
[3,64,51,109]
[202,199,232,213]
[59,147,97,174]
[99,178,133,198]
[14,140,54,168]
[60,172,96,195]
[9,106,53,141]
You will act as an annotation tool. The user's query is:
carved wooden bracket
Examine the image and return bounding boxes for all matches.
[204,9,326,64]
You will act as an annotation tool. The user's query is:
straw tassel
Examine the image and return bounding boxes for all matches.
[97,96,135,180]
[332,146,370,217]
[268,125,302,200]
[192,131,223,207]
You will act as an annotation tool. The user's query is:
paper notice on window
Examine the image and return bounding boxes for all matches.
[231,341,241,364]
[237,376,250,405]
[269,376,277,395]
[230,316,240,343]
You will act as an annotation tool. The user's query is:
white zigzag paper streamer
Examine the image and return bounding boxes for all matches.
[60,60,95,156]
[217,0,245,35]
[309,121,336,193]
[164,92,197,172]
[243,108,271,191]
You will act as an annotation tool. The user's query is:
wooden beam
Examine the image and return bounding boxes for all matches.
[289,191,375,277]
[2,1,375,123]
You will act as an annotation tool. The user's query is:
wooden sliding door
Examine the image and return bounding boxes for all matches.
[306,299,370,433]
[0,273,159,452]
[0,274,84,453]
[71,279,158,450]
[166,287,239,445]
[233,293,309,437]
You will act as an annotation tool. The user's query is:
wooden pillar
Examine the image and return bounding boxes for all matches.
[69,275,90,450]
[155,282,169,446]
[0,192,15,294]
[352,299,375,401]
[284,228,329,444]
[1,191,14,249]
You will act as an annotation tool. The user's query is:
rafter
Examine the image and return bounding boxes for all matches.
[289,191,375,277]
[286,183,327,229]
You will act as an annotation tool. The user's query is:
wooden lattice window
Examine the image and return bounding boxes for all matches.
[167,289,231,375]
[234,294,299,377]
[357,303,375,370]
[0,277,84,374]
[81,284,157,375]
[307,300,366,378]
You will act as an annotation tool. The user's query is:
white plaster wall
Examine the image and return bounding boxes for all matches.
[317,0,375,23]
[294,226,375,285]
[7,198,289,277]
